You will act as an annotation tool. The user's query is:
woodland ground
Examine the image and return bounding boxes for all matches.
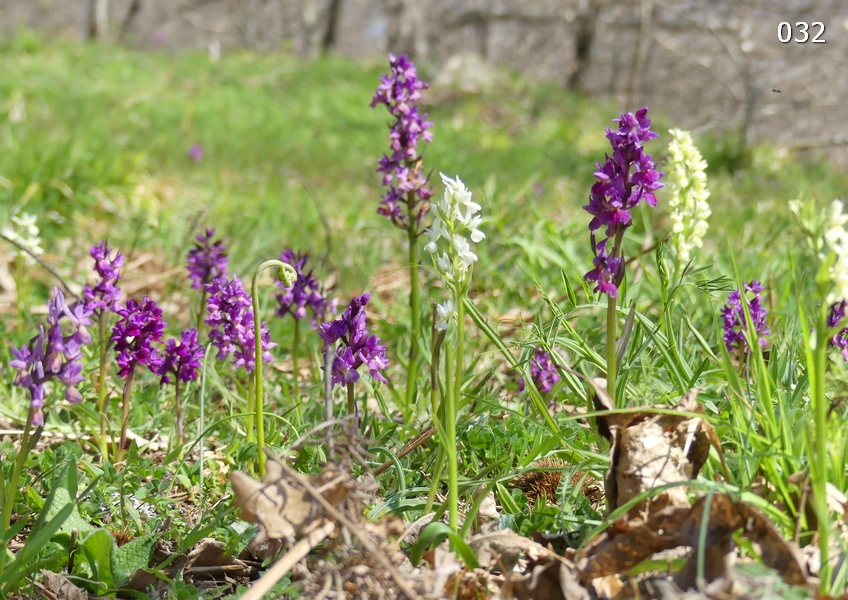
[1,33,847,599]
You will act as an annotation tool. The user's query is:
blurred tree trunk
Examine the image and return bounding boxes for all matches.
[119,0,142,42]
[567,0,604,91]
[320,0,343,55]
[383,0,428,60]
[624,0,654,106]
[297,0,324,57]
[242,0,263,50]
[88,0,110,40]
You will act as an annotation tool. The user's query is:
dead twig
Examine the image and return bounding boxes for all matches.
[241,520,336,600]
[272,453,425,600]
[0,232,81,300]
[373,425,436,476]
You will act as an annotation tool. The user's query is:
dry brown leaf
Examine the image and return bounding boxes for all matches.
[601,388,710,516]
[41,570,89,600]
[508,557,589,600]
[230,455,349,542]
[578,493,808,592]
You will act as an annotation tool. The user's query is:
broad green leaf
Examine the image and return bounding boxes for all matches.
[409,522,478,569]
[44,485,96,541]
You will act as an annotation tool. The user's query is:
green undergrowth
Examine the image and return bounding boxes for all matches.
[0,31,846,598]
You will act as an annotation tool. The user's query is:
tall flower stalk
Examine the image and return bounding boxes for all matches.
[371,53,433,410]
[251,260,296,476]
[83,240,125,456]
[318,293,390,428]
[721,280,770,358]
[206,272,279,475]
[111,296,166,464]
[157,328,204,445]
[424,173,485,532]
[664,128,711,272]
[582,108,663,405]
[802,198,848,593]
[6,287,91,576]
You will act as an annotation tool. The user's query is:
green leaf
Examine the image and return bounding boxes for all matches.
[561,271,578,306]
[80,528,118,591]
[409,522,479,569]
[44,485,96,541]
[115,533,157,584]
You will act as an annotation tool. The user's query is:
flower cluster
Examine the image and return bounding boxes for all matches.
[824,199,848,306]
[721,280,770,352]
[11,288,93,426]
[205,275,274,373]
[664,129,710,264]
[371,53,434,227]
[188,144,204,162]
[2,212,44,264]
[424,174,485,287]
[583,108,663,297]
[319,293,389,386]
[275,248,336,326]
[112,296,167,377]
[83,240,124,313]
[158,327,205,385]
[517,347,561,394]
[826,301,848,361]
[187,228,228,290]
[435,300,455,331]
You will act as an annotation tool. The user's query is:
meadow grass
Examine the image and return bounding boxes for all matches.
[1,32,847,597]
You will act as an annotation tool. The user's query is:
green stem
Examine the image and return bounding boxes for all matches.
[606,295,618,406]
[442,326,459,531]
[2,410,32,533]
[245,379,254,446]
[347,382,355,417]
[445,295,465,532]
[0,409,34,576]
[425,448,446,515]
[430,305,445,420]
[812,305,831,593]
[606,227,625,407]
[196,289,208,339]
[292,317,300,384]
[251,259,297,478]
[406,221,421,411]
[175,379,184,445]
[97,311,110,458]
[116,370,135,465]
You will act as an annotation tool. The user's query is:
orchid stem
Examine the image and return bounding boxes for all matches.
[97,311,110,458]
[406,220,421,413]
[251,259,297,477]
[117,370,135,465]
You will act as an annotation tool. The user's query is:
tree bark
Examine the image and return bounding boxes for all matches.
[88,0,110,40]
[383,0,428,60]
[119,0,142,42]
[567,0,604,91]
[320,0,343,55]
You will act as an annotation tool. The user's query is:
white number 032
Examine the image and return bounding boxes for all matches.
[778,22,826,43]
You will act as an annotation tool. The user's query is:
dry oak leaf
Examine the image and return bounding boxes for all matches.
[230,452,349,542]
[578,493,807,591]
[592,387,713,516]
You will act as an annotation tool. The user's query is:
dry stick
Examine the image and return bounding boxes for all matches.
[0,232,81,300]
[323,348,336,463]
[274,456,425,600]
[373,425,436,476]
[241,520,336,600]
